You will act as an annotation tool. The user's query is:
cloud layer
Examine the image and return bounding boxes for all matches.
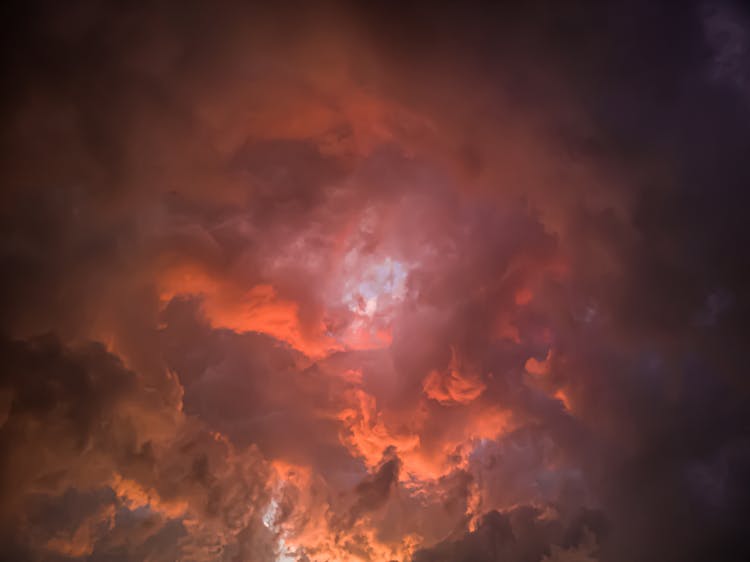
[1,1,750,561]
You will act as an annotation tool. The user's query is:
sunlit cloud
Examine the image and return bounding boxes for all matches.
[2,1,749,561]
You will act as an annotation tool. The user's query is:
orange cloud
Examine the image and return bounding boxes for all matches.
[337,388,422,469]
[111,474,189,519]
[334,381,512,483]
[525,348,553,376]
[44,505,116,558]
[158,264,340,357]
[422,347,486,406]
[554,388,572,411]
[267,457,423,562]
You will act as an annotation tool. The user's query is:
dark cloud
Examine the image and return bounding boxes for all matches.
[413,505,607,562]
[0,334,275,560]
[349,450,400,524]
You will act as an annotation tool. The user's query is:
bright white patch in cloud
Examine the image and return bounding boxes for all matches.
[342,255,408,316]
[262,498,279,529]
[332,252,409,349]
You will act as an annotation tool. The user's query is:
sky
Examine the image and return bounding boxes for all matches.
[1,1,750,561]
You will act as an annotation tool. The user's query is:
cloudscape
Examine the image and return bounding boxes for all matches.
[1,1,750,561]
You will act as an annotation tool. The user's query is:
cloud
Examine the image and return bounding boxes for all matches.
[413,505,606,562]
[422,347,487,406]
[2,0,750,560]
[0,334,275,560]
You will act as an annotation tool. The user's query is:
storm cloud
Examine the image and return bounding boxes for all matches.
[1,0,750,561]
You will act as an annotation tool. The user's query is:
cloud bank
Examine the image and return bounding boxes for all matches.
[1,1,750,561]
